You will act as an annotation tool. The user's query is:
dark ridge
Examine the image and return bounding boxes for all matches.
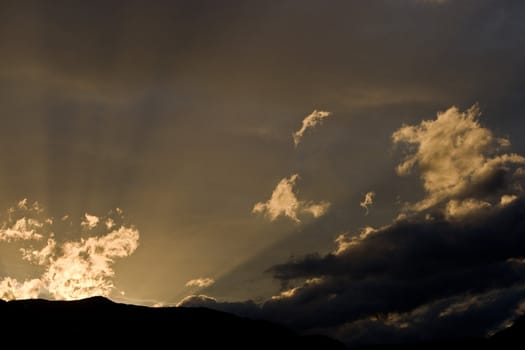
[0,296,346,349]
[2,296,525,348]
[489,314,525,344]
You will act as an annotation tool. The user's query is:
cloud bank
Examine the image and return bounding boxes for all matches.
[0,201,139,301]
[253,174,330,223]
[184,105,525,346]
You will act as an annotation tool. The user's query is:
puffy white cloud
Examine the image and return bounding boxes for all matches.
[392,105,525,213]
[21,237,56,265]
[360,191,375,215]
[0,277,43,300]
[253,174,330,223]
[0,201,140,301]
[292,110,331,146]
[81,213,100,229]
[0,199,47,242]
[185,277,216,288]
[0,217,44,242]
[41,226,139,300]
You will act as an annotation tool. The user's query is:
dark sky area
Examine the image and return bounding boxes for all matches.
[1,0,525,345]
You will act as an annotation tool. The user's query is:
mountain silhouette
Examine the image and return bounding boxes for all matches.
[2,296,524,348]
[489,314,525,345]
[0,296,346,349]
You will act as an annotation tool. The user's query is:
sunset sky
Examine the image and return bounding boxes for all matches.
[1,0,525,345]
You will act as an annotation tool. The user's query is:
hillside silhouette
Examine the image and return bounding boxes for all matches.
[1,296,524,348]
[489,314,525,345]
[0,296,346,349]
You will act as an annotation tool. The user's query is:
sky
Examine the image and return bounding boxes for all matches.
[1,0,525,345]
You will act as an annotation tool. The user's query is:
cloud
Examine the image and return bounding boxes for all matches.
[264,196,525,341]
[105,218,115,229]
[392,105,525,213]
[292,110,331,147]
[253,174,330,223]
[187,106,525,346]
[330,285,525,345]
[500,194,518,207]
[0,199,48,242]
[185,277,216,288]
[0,277,43,300]
[334,226,378,255]
[301,202,331,218]
[0,201,139,301]
[40,226,139,300]
[360,191,375,215]
[0,218,44,242]
[177,294,217,307]
[258,106,525,343]
[81,213,100,229]
[444,198,491,220]
[177,294,260,318]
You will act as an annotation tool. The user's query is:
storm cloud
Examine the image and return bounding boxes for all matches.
[182,106,525,345]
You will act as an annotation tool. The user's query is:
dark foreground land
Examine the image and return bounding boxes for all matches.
[0,296,346,349]
[1,296,524,349]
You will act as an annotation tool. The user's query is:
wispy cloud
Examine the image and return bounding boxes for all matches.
[292,110,331,147]
[253,174,330,223]
[185,277,216,288]
[0,201,139,301]
[360,191,375,215]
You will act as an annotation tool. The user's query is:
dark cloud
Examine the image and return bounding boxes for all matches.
[260,106,525,342]
[267,196,525,322]
[182,196,525,345]
[333,285,525,345]
[181,103,525,345]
